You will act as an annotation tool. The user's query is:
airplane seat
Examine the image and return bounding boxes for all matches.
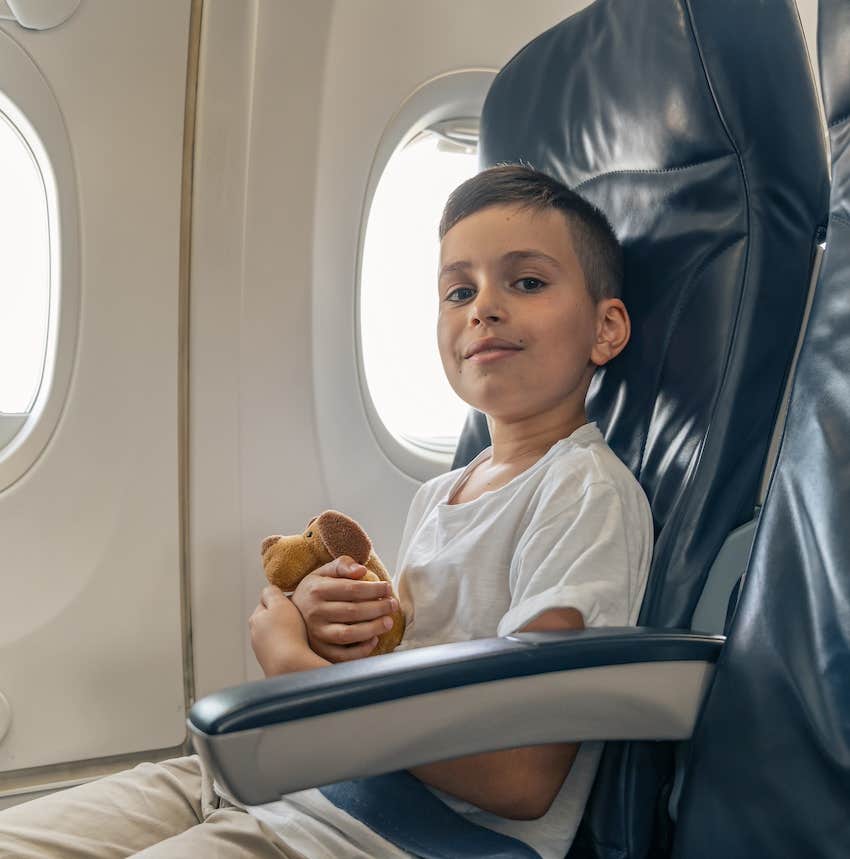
[186,1,829,857]
[670,1,850,856]
[455,0,829,854]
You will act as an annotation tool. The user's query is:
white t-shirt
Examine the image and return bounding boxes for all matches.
[231,422,653,859]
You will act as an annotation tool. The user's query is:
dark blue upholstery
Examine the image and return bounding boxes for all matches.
[454,0,830,855]
[320,773,543,859]
[672,2,850,856]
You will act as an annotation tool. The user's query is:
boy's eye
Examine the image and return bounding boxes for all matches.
[515,277,545,292]
[446,286,475,302]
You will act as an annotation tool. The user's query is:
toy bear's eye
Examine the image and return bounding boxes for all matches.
[306,531,312,538]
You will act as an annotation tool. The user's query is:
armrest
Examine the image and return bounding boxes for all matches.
[188,627,723,805]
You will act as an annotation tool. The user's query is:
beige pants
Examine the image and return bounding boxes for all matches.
[0,755,308,859]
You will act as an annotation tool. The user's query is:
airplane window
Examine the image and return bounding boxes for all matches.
[360,120,478,453]
[0,109,50,416]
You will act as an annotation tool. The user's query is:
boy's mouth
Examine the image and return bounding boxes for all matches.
[467,349,522,364]
[463,337,523,360]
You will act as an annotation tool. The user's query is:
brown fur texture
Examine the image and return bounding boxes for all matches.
[261,510,405,655]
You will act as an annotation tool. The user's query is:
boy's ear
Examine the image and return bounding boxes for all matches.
[591,298,630,366]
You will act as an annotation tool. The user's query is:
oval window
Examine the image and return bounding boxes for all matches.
[0,109,49,418]
[360,120,479,453]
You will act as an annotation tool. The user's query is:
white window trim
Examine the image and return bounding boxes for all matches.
[0,28,80,490]
[354,68,496,481]
[0,0,80,31]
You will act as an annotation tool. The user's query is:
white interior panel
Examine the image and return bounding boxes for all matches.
[0,0,191,773]
[189,0,337,698]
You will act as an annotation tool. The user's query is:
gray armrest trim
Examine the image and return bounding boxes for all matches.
[189,628,723,734]
[187,629,723,804]
[190,658,717,804]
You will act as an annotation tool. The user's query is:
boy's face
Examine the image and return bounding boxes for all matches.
[437,204,618,424]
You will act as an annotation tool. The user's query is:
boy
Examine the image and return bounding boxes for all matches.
[0,165,652,858]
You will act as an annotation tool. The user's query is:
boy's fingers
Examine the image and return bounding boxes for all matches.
[320,616,395,646]
[319,599,397,624]
[317,557,370,579]
[260,585,286,607]
[315,578,391,602]
[336,637,380,662]
[314,637,379,663]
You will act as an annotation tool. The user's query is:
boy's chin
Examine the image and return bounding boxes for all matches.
[458,382,535,416]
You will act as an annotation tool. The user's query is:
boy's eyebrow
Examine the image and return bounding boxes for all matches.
[502,249,563,270]
[439,249,562,280]
[439,259,473,280]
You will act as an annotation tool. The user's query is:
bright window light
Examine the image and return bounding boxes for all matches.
[0,110,50,415]
[361,126,478,452]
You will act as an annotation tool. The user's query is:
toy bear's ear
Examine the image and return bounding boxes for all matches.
[314,510,372,564]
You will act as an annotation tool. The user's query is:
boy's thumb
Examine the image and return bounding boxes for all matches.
[333,556,366,577]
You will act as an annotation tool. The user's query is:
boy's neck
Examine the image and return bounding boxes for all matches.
[487,408,589,467]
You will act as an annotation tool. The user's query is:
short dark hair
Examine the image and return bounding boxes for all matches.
[439,164,623,302]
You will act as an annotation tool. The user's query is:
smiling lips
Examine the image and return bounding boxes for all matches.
[464,337,524,363]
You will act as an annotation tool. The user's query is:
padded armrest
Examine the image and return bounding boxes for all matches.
[188,627,723,805]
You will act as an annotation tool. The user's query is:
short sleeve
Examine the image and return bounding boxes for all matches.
[497,482,635,636]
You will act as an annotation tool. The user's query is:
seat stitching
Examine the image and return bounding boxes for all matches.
[828,112,850,129]
[572,153,734,193]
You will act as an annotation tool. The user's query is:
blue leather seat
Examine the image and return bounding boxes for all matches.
[454,0,828,855]
[671,1,850,855]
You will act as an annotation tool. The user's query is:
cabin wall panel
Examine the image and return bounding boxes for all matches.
[0,0,191,775]
[189,0,336,697]
[189,0,259,702]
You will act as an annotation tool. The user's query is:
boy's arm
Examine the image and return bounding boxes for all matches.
[408,606,585,820]
[252,583,582,817]
[250,585,332,675]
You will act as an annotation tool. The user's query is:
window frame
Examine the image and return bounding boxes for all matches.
[354,68,495,481]
[0,27,80,489]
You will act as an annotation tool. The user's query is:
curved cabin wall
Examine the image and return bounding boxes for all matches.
[0,0,192,781]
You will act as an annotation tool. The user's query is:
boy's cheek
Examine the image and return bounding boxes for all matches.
[435,322,452,359]
[437,336,460,377]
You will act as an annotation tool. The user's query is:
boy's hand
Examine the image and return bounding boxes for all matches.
[249,585,329,676]
[291,556,398,663]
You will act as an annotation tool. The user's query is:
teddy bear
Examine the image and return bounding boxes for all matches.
[260,510,405,655]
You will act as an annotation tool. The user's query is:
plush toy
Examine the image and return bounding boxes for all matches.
[260,510,405,655]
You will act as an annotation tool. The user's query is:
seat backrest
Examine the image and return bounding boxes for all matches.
[671,2,850,856]
[454,0,829,855]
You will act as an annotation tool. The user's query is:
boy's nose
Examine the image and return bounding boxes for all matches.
[469,305,504,325]
[468,287,504,324]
